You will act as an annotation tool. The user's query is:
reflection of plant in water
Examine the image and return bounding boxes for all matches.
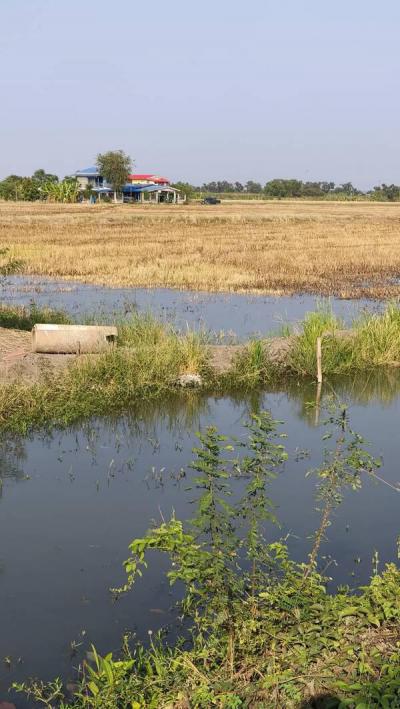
[303,401,381,579]
[15,406,400,708]
[0,439,27,486]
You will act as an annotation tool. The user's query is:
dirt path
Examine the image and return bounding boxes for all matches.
[0,327,75,384]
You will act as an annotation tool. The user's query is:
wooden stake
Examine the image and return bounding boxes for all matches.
[316,336,322,383]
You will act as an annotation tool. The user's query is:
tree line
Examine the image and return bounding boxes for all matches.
[173,179,400,200]
[0,169,80,202]
[0,151,132,203]
[2,166,400,202]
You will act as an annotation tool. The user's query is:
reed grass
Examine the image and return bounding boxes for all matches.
[2,200,400,297]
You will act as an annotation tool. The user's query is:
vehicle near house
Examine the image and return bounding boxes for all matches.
[201,196,221,205]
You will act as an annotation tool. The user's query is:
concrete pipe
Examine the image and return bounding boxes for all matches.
[32,324,118,354]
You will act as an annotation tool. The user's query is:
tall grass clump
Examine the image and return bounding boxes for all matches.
[226,339,273,388]
[117,312,210,375]
[352,303,400,367]
[0,301,72,330]
[288,308,354,376]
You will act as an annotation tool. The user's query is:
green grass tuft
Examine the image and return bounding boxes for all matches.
[0,301,72,330]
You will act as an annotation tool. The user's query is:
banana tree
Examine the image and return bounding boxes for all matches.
[41,179,80,203]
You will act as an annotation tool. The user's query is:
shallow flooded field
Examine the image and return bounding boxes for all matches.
[0,276,381,340]
[1,376,400,704]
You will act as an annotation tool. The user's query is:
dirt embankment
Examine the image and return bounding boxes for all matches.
[0,327,297,385]
[0,328,75,384]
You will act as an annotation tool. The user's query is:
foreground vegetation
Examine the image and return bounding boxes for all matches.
[4,305,400,434]
[3,201,400,297]
[15,408,400,708]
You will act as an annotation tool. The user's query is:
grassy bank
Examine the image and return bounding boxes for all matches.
[3,200,400,298]
[229,304,400,387]
[4,306,400,434]
[0,301,71,330]
[0,314,210,434]
[16,410,400,708]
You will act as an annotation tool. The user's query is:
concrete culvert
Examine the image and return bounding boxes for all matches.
[32,324,118,354]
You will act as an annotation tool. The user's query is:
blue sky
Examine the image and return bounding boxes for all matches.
[1,0,399,187]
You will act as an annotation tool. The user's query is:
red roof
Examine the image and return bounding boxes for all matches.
[128,174,170,184]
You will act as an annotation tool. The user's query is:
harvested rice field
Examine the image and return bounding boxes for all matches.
[1,199,400,298]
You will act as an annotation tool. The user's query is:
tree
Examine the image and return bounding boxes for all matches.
[0,175,41,201]
[264,179,302,198]
[171,182,196,201]
[32,169,58,185]
[96,150,132,202]
[245,180,262,194]
[335,182,358,196]
[371,183,400,201]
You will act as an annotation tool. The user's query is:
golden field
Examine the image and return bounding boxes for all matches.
[1,199,400,297]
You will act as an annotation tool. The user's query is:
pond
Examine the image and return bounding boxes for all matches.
[0,276,382,340]
[1,373,400,706]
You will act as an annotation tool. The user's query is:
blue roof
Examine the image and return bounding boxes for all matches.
[75,167,100,176]
[122,184,171,193]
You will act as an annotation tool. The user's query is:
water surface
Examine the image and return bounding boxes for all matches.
[1,276,381,340]
[1,374,400,705]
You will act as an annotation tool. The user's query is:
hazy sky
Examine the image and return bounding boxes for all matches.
[1,0,399,187]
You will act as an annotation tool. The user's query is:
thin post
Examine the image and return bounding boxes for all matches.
[316,336,322,383]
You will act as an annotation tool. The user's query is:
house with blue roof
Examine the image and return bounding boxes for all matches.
[74,167,184,204]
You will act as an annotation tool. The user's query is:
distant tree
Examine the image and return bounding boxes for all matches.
[171,182,196,201]
[320,181,335,193]
[32,169,58,185]
[245,180,262,193]
[234,181,244,192]
[371,183,400,201]
[0,175,41,201]
[218,180,235,193]
[0,175,22,200]
[202,181,218,193]
[19,177,41,201]
[96,150,132,202]
[264,179,302,198]
[335,182,359,196]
